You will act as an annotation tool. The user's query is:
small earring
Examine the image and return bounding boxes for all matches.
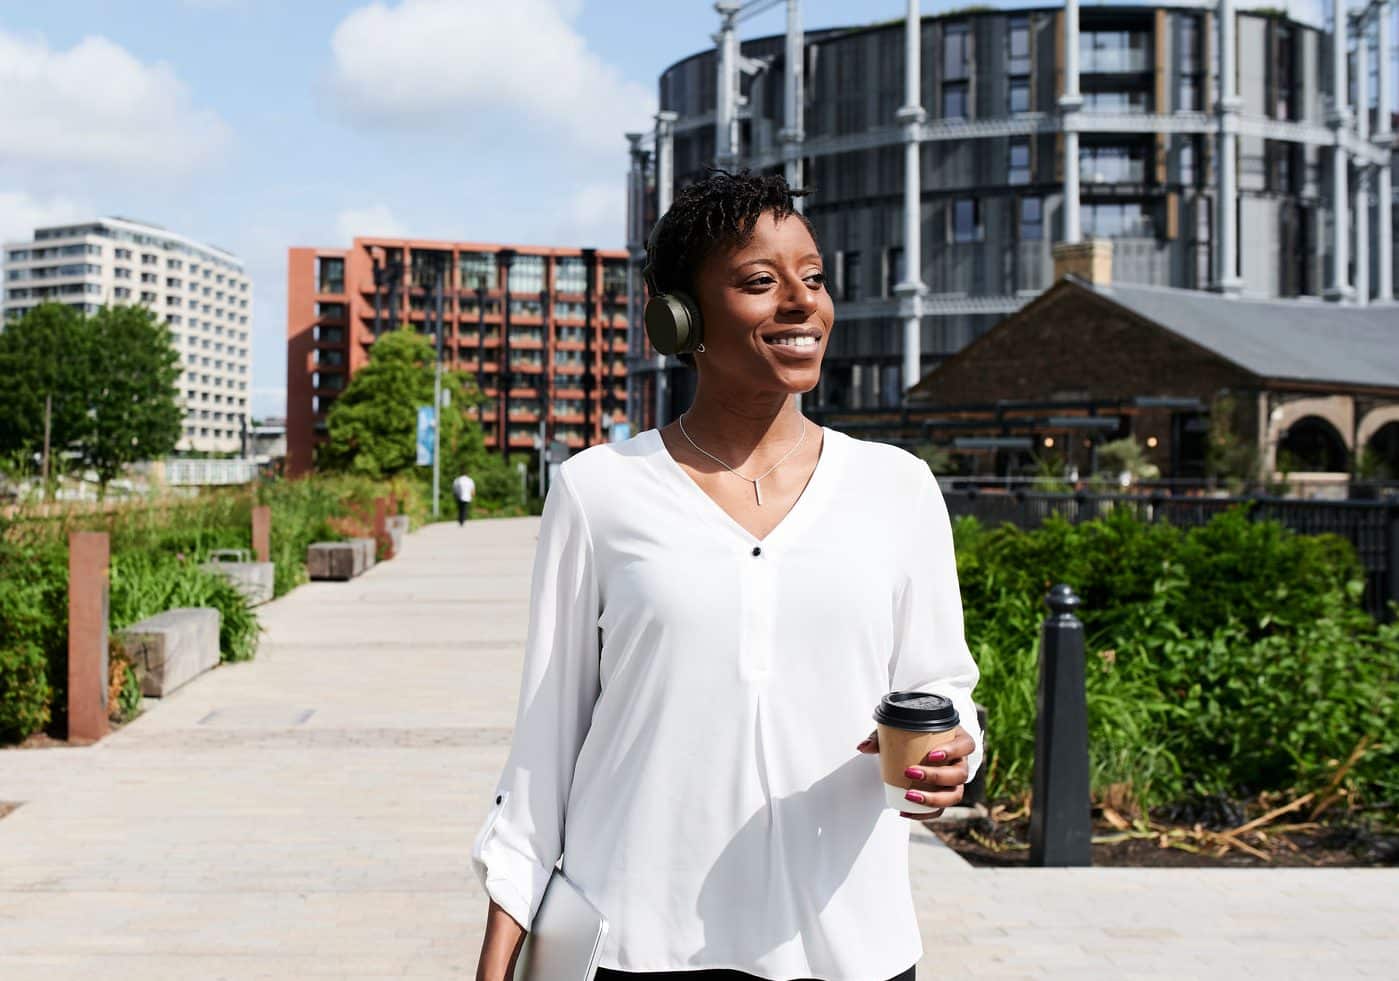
[696,342,706,354]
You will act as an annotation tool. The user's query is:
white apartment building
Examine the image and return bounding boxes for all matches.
[2,216,253,454]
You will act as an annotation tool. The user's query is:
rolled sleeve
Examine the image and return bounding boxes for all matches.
[889,471,983,781]
[470,467,601,930]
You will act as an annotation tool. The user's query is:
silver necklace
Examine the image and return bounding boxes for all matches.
[678,413,807,506]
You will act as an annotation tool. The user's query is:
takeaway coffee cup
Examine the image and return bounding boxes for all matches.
[873,691,960,814]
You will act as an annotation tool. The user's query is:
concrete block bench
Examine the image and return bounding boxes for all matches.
[116,607,221,697]
[307,541,361,581]
[348,537,377,571]
[202,549,275,605]
[385,515,408,555]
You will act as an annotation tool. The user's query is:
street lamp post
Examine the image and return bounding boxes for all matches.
[430,256,445,519]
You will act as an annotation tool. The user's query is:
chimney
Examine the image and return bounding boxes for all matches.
[1052,238,1113,285]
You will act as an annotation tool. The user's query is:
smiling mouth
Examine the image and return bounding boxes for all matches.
[763,329,822,350]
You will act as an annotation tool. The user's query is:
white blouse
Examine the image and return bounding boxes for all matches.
[471,427,982,981]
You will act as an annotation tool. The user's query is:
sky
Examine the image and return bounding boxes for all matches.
[0,0,1346,418]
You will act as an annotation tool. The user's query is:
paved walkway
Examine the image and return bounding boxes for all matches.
[1,519,1394,979]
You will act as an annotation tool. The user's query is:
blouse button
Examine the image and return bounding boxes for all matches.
[751,546,762,557]
[495,795,503,805]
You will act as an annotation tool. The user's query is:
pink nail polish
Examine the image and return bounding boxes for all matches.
[904,789,925,804]
[903,766,923,780]
[926,749,947,763]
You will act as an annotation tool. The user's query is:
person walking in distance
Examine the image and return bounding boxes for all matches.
[452,471,476,525]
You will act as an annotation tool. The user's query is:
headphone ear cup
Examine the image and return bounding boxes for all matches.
[644,291,704,356]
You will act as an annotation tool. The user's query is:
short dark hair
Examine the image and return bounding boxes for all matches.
[646,170,816,366]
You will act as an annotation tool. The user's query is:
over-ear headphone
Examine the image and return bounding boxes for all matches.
[642,217,704,357]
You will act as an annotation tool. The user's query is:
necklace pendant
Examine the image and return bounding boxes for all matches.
[754,479,763,506]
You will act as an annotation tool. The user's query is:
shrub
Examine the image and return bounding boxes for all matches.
[957,508,1399,818]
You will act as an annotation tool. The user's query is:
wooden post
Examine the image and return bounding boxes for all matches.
[251,505,271,564]
[67,532,110,744]
[374,497,392,560]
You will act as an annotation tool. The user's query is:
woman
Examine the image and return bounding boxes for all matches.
[473,171,981,981]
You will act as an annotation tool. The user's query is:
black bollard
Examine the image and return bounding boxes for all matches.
[1029,583,1092,867]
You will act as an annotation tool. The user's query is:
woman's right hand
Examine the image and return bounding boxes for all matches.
[476,899,527,981]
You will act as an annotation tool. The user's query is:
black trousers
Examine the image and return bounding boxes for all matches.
[456,499,471,524]
[596,966,914,981]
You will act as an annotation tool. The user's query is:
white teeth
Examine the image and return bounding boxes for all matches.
[771,336,818,348]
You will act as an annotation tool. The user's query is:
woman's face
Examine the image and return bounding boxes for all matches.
[691,210,834,397]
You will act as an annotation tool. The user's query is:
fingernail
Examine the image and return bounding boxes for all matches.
[926,750,947,763]
[903,766,924,780]
[856,739,872,750]
[904,790,926,804]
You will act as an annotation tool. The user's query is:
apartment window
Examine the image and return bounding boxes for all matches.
[1082,201,1155,238]
[510,297,543,318]
[555,257,588,293]
[942,83,968,120]
[141,272,158,284]
[168,258,182,270]
[167,296,182,308]
[602,260,627,295]
[1179,138,1197,186]
[884,246,904,297]
[1008,79,1030,115]
[1178,75,1201,112]
[950,199,982,243]
[115,248,132,260]
[1008,16,1031,74]
[141,253,158,265]
[1009,138,1031,185]
[1080,29,1149,73]
[1274,26,1295,120]
[316,301,346,320]
[1080,142,1146,183]
[840,251,862,302]
[140,291,158,303]
[943,23,970,80]
[508,255,546,293]
[316,256,345,294]
[114,286,131,299]
[1019,197,1043,240]
[166,277,182,288]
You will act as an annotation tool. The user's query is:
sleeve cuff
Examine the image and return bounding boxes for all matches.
[472,834,554,932]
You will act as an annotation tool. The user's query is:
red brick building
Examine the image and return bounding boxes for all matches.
[286,238,630,476]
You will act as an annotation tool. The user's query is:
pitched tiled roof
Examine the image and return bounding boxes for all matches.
[1084,280,1399,389]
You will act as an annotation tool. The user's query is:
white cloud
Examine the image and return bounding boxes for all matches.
[328,0,655,155]
[0,30,231,175]
[0,191,85,247]
[335,203,408,241]
[555,180,625,248]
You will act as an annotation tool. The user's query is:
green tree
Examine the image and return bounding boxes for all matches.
[320,328,522,513]
[0,304,93,483]
[83,305,183,494]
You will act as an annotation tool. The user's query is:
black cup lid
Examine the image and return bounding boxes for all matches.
[873,691,959,732]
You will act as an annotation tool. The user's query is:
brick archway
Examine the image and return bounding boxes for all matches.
[1263,396,1354,473]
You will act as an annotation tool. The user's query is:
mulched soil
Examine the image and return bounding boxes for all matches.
[931,802,1399,868]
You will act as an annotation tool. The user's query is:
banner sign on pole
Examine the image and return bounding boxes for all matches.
[416,405,436,466]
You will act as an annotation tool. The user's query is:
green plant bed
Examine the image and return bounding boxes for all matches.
[958,508,1399,822]
[0,473,415,745]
